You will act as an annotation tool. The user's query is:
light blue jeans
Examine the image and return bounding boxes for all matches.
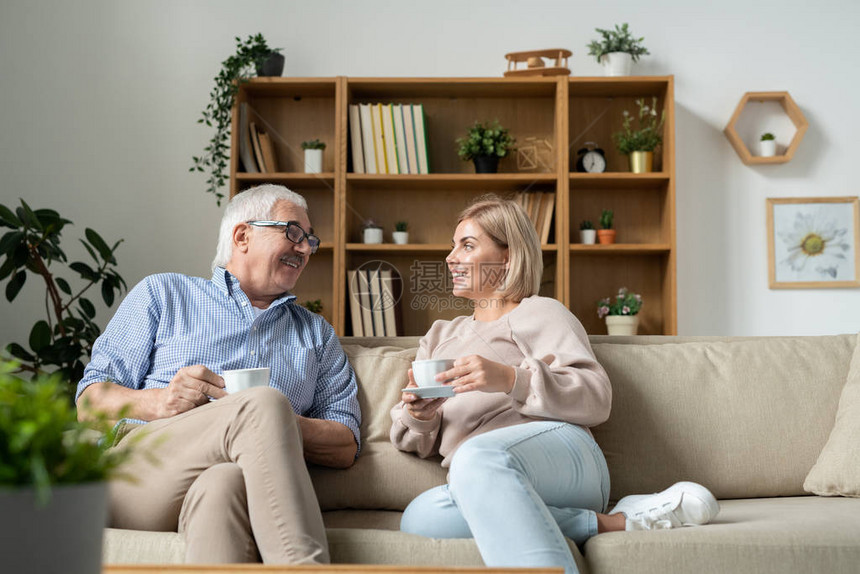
[400,421,610,574]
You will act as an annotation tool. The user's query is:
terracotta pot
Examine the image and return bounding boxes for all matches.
[597,229,616,244]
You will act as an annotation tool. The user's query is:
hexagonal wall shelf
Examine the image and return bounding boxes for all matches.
[724,91,808,165]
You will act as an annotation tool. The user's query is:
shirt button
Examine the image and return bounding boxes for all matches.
[242,302,248,307]
[250,351,256,356]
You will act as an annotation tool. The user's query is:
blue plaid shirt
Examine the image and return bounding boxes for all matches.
[77,268,361,449]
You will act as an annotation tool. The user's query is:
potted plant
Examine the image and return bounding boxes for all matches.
[456,120,516,173]
[597,287,643,335]
[302,299,323,314]
[579,220,596,244]
[393,221,409,245]
[301,139,326,174]
[191,33,280,206]
[597,209,616,245]
[759,132,777,157]
[0,363,135,574]
[0,199,126,384]
[362,219,383,244]
[613,97,665,173]
[586,23,650,76]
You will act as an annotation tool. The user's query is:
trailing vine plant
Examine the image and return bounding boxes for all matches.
[191,33,278,206]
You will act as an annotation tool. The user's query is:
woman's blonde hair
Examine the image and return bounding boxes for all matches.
[458,194,542,302]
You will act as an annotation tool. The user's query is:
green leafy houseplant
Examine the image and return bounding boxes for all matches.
[191,33,279,206]
[613,97,666,155]
[586,23,650,63]
[0,200,126,383]
[579,220,594,231]
[456,120,516,161]
[761,132,776,141]
[301,139,326,150]
[395,221,408,232]
[597,287,643,318]
[0,362,133,504]
[599,209,614,230]
[302,299,323,314]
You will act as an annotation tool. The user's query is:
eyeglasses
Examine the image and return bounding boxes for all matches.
[246,220,321,254]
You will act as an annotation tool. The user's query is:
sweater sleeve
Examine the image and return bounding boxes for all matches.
[389,322,444,457]
[506,298,612,427]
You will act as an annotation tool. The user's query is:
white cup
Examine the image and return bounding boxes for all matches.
[222,367,270,394]
[411,359,455,387]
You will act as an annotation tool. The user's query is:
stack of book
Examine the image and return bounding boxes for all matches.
[239,102,279,173]
[348,103,429,175]
[347,268,403,336]
[512,191,555,244]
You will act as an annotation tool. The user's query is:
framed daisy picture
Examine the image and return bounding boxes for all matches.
[767,196,860,289]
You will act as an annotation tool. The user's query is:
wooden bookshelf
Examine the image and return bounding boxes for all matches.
[230,76,676,336]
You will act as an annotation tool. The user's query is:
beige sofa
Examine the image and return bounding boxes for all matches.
[104,334,860,573]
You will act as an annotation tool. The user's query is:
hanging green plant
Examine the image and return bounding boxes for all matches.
[190,33,280,206]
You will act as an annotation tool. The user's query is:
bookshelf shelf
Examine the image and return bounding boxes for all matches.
[230,76,675,336]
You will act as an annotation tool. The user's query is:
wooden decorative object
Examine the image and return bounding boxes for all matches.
[724,91,809,165]
[516,137,554,171]
[504,49,572,77]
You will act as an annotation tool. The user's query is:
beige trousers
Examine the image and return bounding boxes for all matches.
[109,386,329,564]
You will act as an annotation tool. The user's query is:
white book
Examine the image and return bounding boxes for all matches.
[346,270,364,336]
[348,104,365,174]
[402,104,419,175]
[412,104,429,174]
[392,104,410,175]
[358,104,377,174]
[370,104,387,174]
[357,269,375,335]
[381,104,400,175]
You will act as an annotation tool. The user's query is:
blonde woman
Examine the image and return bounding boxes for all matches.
[390,195,718,574]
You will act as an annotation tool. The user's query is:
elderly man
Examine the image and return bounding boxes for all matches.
[77,184,359,564]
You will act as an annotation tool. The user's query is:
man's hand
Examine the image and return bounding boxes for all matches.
[402,368,447,421]
[154,365,227,419]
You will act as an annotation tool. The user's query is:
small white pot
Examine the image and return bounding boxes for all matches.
[580,229,596,244]
[392,231,409,245]
[759,140,777,157]
[600,52,633,76]
[363,227,383,244]
[605,315,640,336]
[304,149,323,173]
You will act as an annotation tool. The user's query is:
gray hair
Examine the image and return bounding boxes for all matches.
[211,184,308,270]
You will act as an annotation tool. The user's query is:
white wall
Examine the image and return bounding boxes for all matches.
[1,0,858,346]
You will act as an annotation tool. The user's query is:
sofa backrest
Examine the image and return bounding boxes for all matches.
[310,334,855,510]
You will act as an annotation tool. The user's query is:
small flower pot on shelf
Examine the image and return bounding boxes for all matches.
[392,231,408,245]
[605,315,640,335]
[759,133,777,157]
[580,229,597,244]
[597,229,616,244]
[629,150,654,173]
[363,227,383,244]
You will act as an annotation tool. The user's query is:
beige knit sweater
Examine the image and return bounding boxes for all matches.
[390,296,611,467]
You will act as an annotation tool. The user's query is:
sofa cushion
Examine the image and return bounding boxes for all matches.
[804,333,860,497]
[585,496,860,574]
[591,335,855,500]
[310,344,447,511]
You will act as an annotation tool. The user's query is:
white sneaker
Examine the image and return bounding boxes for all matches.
[608,481,719,531]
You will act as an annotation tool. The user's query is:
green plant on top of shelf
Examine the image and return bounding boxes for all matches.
[456,120,516,161]
[301,139,326,150]
[599,209,614,230]
[579,220,594,230]
[191,33,280,206]
[586,23,650,63]
[395,221,408,232]
[302,299,323,314]
[613,97,666,155]
[597,287,643,318]
[760,132,775,141]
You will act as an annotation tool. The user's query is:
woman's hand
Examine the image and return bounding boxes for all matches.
[441,354,516,394]
[401,368,447,421]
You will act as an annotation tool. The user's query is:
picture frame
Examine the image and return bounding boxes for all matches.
[766,196,860,289]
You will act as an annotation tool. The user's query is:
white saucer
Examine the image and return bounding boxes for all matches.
[401,385,455,399]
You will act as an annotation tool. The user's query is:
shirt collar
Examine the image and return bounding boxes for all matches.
[211,267,297,308]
